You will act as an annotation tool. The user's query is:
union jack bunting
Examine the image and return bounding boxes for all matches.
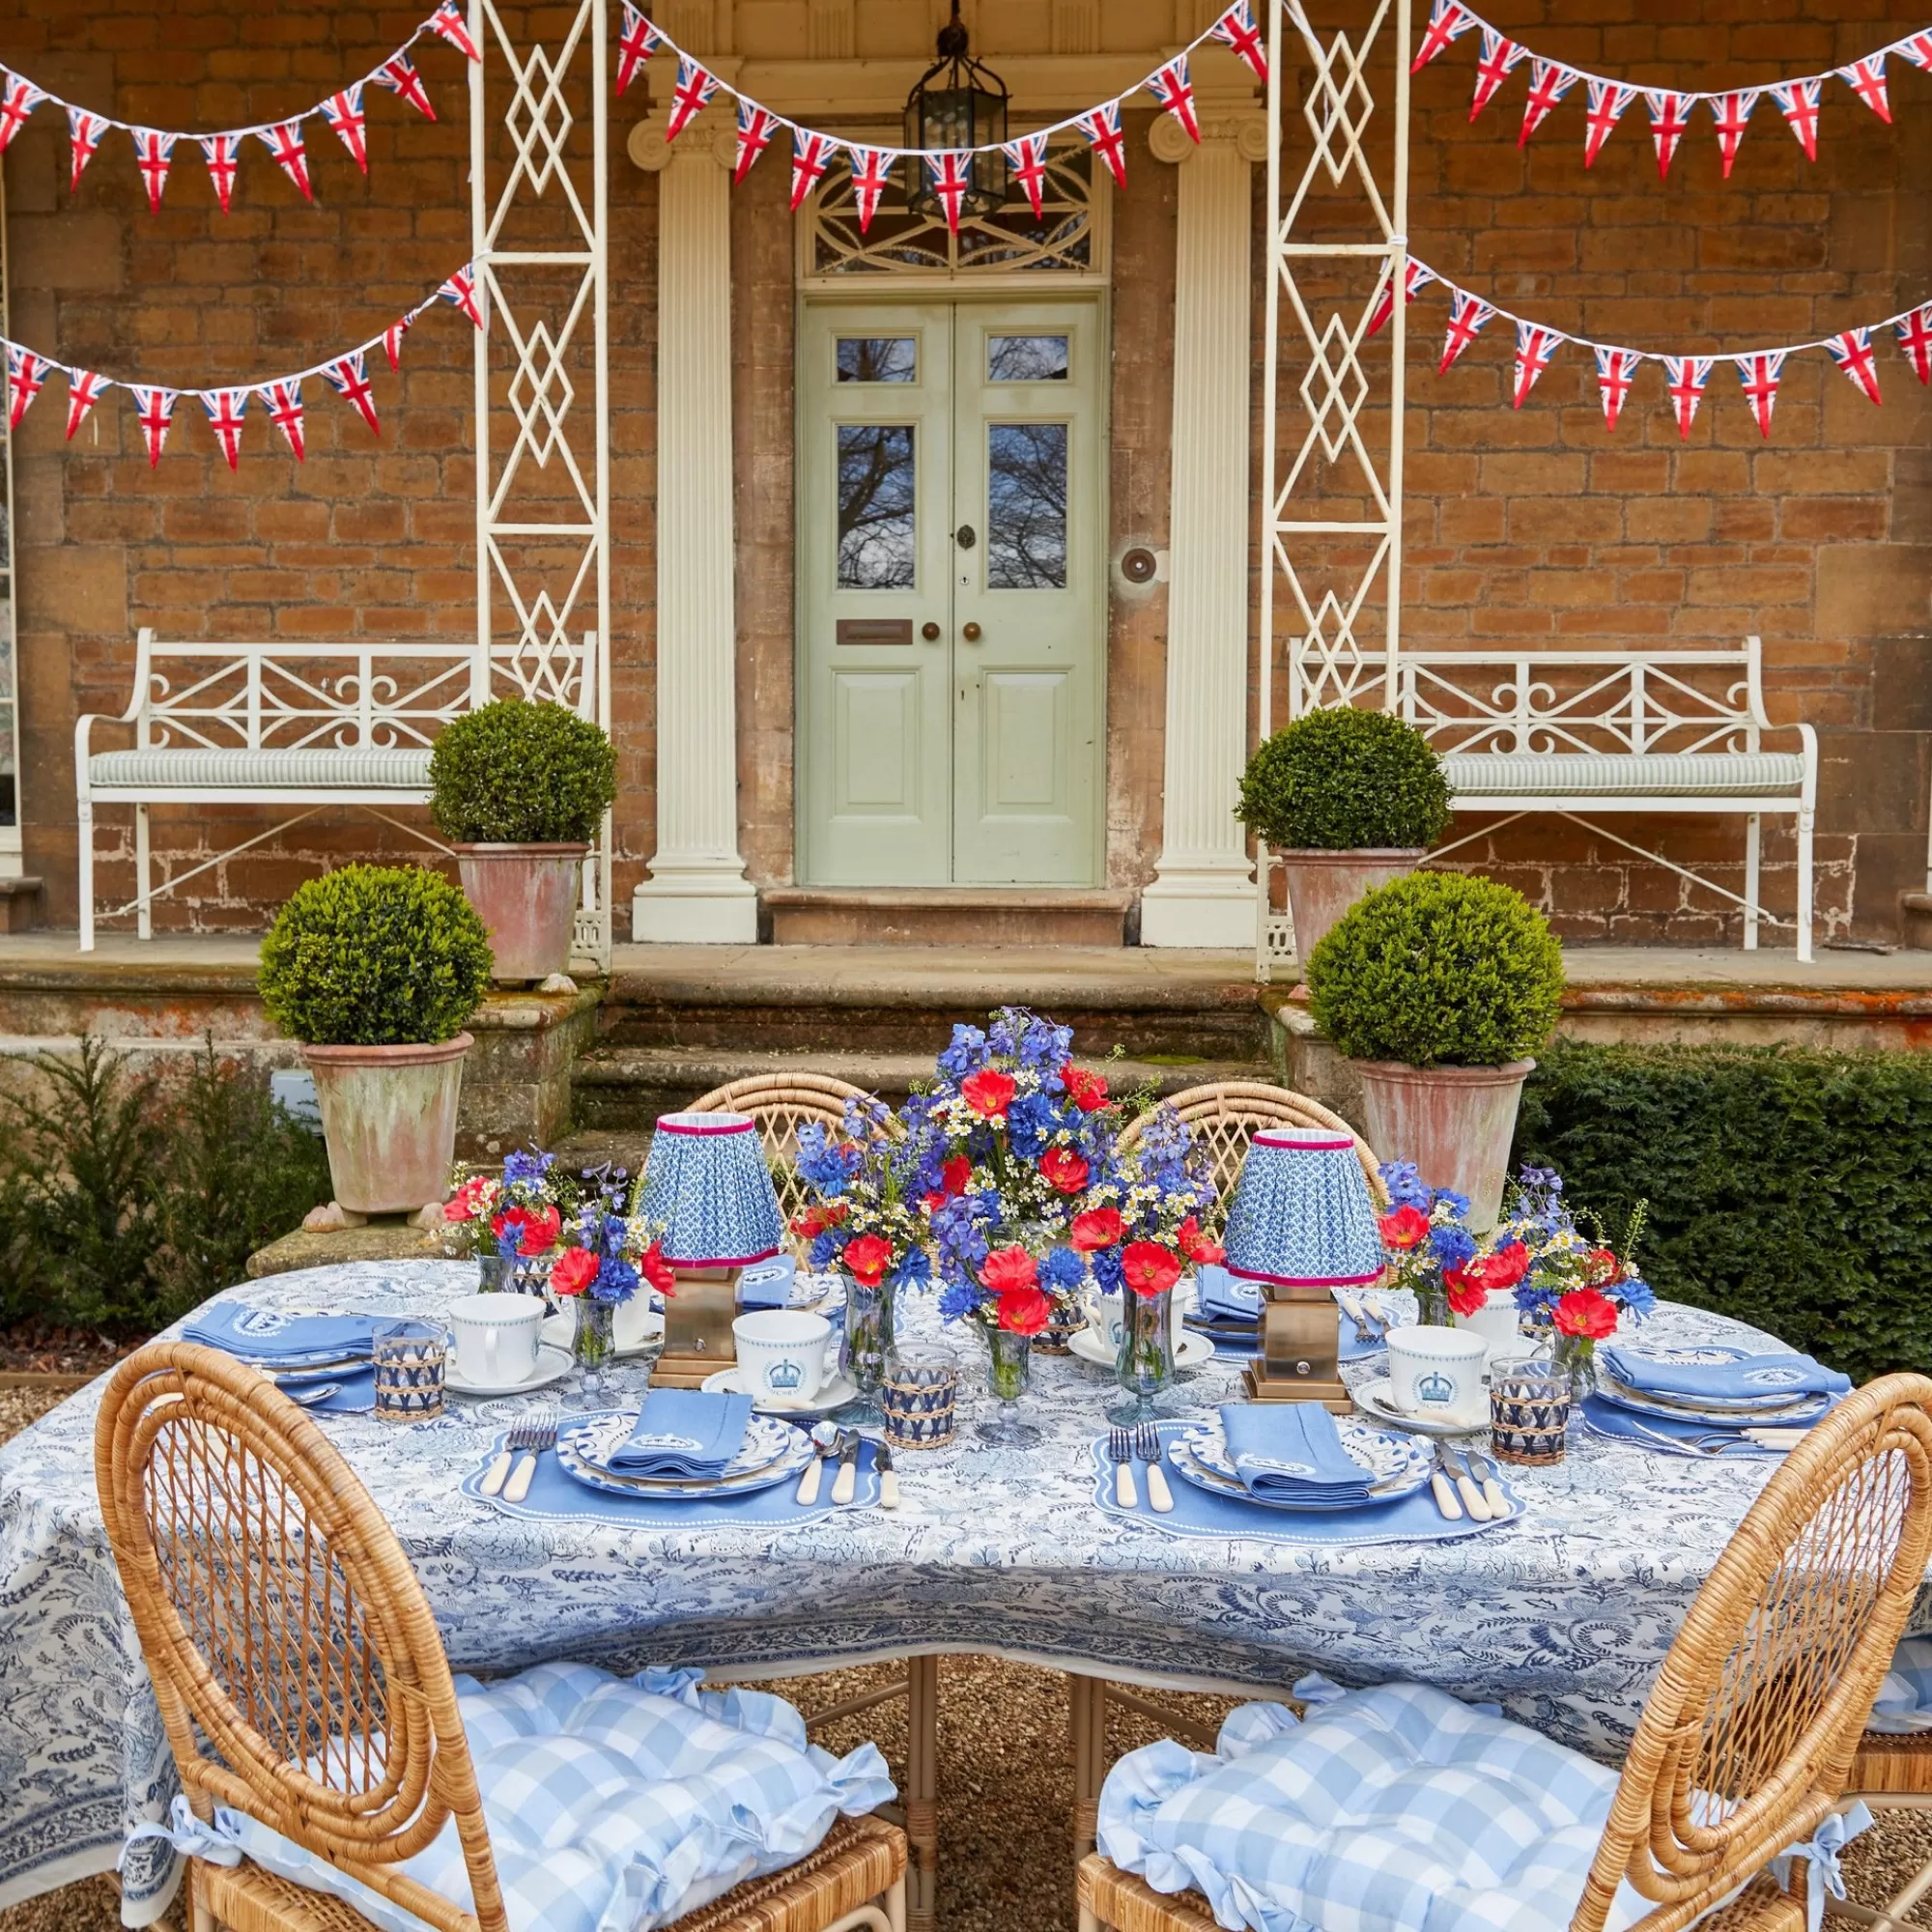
[1593,345,1640,431]
[66,106,107,193]
[1645,89,1693,178]
[64,367,109,440]
[665,55,719,143]
[1437,289,1496,375]
[1517,58,1578,146]
[198,132,241,213]
[1002,131,1050,220]
[847,146,895,233]
[201,387,249,470]
[1365,258,1435,338]
[1075,99,1126,189]
[383,314,413,370]
[1896,305,1932,386]
[1467,28,1527,121]
[1410,0,1475,73]
[5,346,48,431]
[1663,355,1713,440]
[1769,77,1821,159]
[923,151,973,236]
[1209,0,1268,81]
[1837,53,1890,121]
[323,83,369,172]
[259,120,313,201]
[426,1,483,63]
[1734,351,1786,439]
[324,351,381,437]
[0,72,45,155]
[789,128,834,212]
[1511,321,1560,408]
[1826,327,1882,406]
[260,377,306,460]
[130,385,178,468]
[616,2,666,97]
[1708,91,1757,178]
[437,264,486,329]
[1898,30,1932,71]
[1582,78,1635,166]
[1148,56,1200,143]
[376,52,439,121]
[732,100,779,184]
[133,128,178,213]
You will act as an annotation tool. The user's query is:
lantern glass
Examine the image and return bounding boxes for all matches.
[903,8,1009,220]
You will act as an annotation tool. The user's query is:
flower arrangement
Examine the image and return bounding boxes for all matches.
[1499,1165,1654,1339]
[441,1149,573,1260]
[548,1161,675,1307]
[1068,1105,1222,1303]
[791,1095,937,1295]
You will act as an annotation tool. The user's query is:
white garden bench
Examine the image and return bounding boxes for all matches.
[74,628,611,957]
[1261,636,1817,975]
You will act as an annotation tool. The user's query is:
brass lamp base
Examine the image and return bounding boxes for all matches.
[1240,1290,1351,1412]
[653,1264,743,1387]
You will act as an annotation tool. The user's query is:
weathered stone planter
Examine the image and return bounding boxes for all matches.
[303,1033,472,1214]
[455,842,588,982]
[1280,849,1424,967]
[1351,1057,1535,1232]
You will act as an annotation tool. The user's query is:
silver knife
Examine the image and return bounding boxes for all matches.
[830,1431,863,1505]
[876,1442,900,1509]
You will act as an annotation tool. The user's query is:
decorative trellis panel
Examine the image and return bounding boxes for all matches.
[1256,0,1413,978]
[469,0,613,966]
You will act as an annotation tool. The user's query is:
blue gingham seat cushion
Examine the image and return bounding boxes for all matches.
[1867,1635,1932,1732]
[1096,1680,1861,1932]
[131,1662,894,1932]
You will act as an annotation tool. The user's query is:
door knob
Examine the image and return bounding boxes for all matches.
[955,524,977,550]
[922,621,941,641]
[962,622,982,642]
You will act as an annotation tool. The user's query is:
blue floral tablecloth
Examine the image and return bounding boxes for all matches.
[0,1260,1890,1922]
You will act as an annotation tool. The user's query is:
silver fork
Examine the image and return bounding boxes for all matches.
[1134,1422,1174,1513]
[502,1408,557,1504]
[283,1382,343,1409]
[1107,1427,1139,1509]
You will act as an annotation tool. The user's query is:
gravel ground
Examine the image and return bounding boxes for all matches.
[4,1380,1930,1930]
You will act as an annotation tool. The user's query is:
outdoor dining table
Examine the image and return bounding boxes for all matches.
[0,1257,1894,1928]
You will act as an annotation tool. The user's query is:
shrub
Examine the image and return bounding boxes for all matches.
[1514,1039,1932,1382]
[429,699,618,845]
[260,865,492,1046]
[1307,871,1564,1066]
[1235,707,1451,852]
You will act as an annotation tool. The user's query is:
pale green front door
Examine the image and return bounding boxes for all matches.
[798,298,1105,886]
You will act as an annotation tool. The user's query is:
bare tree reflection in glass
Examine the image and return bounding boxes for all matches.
[837,424,918,589]
[986,421,1067,589]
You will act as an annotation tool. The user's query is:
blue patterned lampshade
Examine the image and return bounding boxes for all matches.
[639,1112,784,1268]
[1223,1127,1383,1289]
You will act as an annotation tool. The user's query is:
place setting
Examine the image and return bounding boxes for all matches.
[177,1301,384,1414]
[1580,1342,1849,1458]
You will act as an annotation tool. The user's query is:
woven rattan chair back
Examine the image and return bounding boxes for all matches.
[1574,1372,1932,1932]
[95,1342,508,1932]
[688,1074,871,1245]
[1113,1081,1386,1213]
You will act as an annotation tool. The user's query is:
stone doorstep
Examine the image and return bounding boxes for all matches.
[762,887,1133,949]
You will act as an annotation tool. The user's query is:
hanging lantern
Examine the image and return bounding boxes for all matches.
[903,0,1009,220]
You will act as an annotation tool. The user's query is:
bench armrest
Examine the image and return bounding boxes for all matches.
[74,628,158,794]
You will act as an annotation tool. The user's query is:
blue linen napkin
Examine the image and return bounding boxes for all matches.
[1195,1265,1262,1322]
[737,1255,797,1309]
[1217,1403,1374,1504]
[598,1387,755,1479]
[180,1303,379,1363]
[1601,1346,1850,1404]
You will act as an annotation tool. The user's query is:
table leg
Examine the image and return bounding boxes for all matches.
[905,1655,939,1932]
[1069,1673,1107,1864]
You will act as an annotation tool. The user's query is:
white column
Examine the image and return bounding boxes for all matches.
[1139,106,1267,950]
[630,115,759,944]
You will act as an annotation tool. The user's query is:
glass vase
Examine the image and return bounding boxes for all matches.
[1550,1330,1597,1402]
[977,1325,1041,1447]
[1106,1286,1176,1426]
[1416,1283,1452,1326]
[834,1277,897,1427]
[572,1296,616,1397]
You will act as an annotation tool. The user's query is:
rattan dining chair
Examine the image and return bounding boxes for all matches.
[94,1342,909,1932]
[1076,1372,1932,1932]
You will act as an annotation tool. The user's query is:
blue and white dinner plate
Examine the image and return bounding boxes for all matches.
[558,1410,804,1492]
[554,1423,812,1500]
[1172,1416,1433,1511]
[1595,1349,1833,1427]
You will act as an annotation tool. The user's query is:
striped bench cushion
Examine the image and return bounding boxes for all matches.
[1440,752,1806,798]
[89,747,434,788]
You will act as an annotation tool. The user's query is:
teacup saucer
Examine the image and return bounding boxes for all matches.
[541,1310,664,1361]
[701,1365,859,1417]
[1067,1327,1215,1372]
[446,1342,575,1398]
[1351,1374,1489,1437]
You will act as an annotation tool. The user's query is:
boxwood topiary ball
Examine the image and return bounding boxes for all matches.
[1307,871,1564,1068]
[1235,707,1451,852]
[260,865,494,1047]
[429,698,619,846]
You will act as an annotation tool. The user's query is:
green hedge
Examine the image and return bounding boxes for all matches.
[1512,1039,1932,1383]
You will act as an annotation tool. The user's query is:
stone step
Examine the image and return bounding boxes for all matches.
[0,876,46,933]
[1904,892,1932,952]
[762,887,1132,948]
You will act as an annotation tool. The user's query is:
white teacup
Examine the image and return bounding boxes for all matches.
[612,1295,663,1351]
[1384,1323,1488,1422]
[732,1309,832,1403]
[446,1293,545,1387]
[1453,1289,1524,1366]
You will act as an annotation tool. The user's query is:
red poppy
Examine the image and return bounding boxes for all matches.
[549,1246,599,1297]
[1070,1207,1122,1252]
[791,1205,830,1238]
[842,1233,894,1288]
[640,1240,676,1298]
[1378,1205,1430,1252]
[1121,1240,1182,1300]
[493,1203,561,1257]
[1443,1268,1488,1320]
[1482,1240,1530,1289]
[1039,1146,1091,1195]
[1584,1246,1625,1289]
[960,1067,1018,1119]
[443,1175,494,1222]
[980,1245,1038,1296]
[942,1155,973,1197]
[996,1285,1052,1335]
[1175,1215,1226,1266]
[1553,1287,1619,1341]
[1061,1064,1109,1112]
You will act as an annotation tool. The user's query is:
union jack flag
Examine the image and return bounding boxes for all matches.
[198,132,241,213]
[1826,327,1882,406]
[323,83,369,173]
[1896,304,1932,387]
[1365,258,1435,339]
[1511,321,1560,409]
[1582,78,1636,166]
[1148,56,1200,144]
[1593,345,1640,431]
[133,128,178,213]
[259,119,313,201]
[1896,30,1932,71]
[64,366,110,440]
[376,52,439,121]
[5,345,48,431]
[665,55,719,143]
[1210,0,1268,81]
[130,384,179,467]
[847,146,895,234]
[1644,88,1692,179]
[923,150,973,236]
[1436,288,1495,375]
[1708,90,1758,179]
[1663,355,1713,440]
[260,376,306,460]
[1517,58,1578,147]
[383,314,413,370]
[201,387,249,469]
[1075,99,1126,189]
[616,2,666,97]
[66,106,107,193]
[733,100,779,184]
[1734,351,1786,440]
[1837,53,1890,122]
[427,2,483,63]
[438,264,486,329]
[324,351,382,437]
[0,72,45,156]
[1769,77,1821,159]
[1467,28,1527,122]
[1002,131,1050,220]
[790,128,835,212]
[1410,0,1473,73]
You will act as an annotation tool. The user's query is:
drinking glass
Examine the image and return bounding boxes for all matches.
[372,1320,446,1424]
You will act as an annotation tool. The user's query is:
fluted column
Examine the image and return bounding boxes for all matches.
[630,114,758,943]
[1139,105,1267,949]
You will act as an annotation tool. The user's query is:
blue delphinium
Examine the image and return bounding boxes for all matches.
[502,1149,555,1187]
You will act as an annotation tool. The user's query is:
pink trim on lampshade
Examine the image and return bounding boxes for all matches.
[1228,1263,1385,1287]
[654,1117,758,1137]
[664,1243,782,1268]
[1250,1130,1357,1152]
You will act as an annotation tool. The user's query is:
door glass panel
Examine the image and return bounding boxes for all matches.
[985,421,1067,589]
[986,334,1068,382]
[837,337,918,383]
[837,424,917,589]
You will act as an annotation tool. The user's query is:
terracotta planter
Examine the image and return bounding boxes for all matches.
[455,842,588,982]
[1352,1057,1535,1233]
[303,1034,472,1215]
[1281,849,1424,966]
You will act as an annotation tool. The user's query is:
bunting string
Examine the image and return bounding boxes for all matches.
[0,5,478,213]
[1376,256,1932,439]
[2,263,485,469]
[1412,0,1932,178]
